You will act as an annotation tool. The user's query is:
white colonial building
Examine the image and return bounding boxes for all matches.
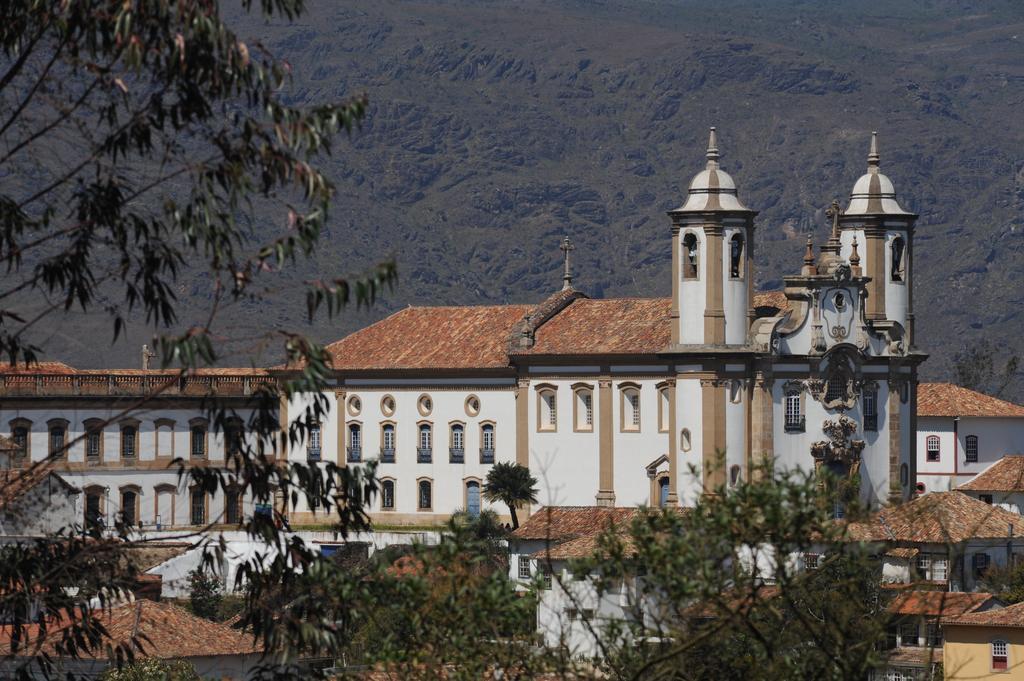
[2,129,934,527]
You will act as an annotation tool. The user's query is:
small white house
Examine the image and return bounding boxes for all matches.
[957,456,1024,515]
[0,466,79,538]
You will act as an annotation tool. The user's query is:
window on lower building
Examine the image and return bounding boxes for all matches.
[11,426,28,462]
[481,424,496,457]
[345,423,360,462]
[965,435,979,463]
[86,429,102,462]
[925,622,942,647]
[85,491,102,529]
[451,424,465,450]
[539,389,557,431]
[974,552,991,579]
[381,479,395,510]
[518,556,531,580]
[803,553,821,570]
[899,622,919,647]
[916,553,948,581]
[382,424,396,451]
[980,494,993,505]
[621,387,641,432]
[926,436,940,462]
[540,562,553,590]
[992,639,1008,670]
[48,424,66,458]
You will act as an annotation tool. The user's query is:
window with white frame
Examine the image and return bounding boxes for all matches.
[622,386,640,432]
[450,424,464,450]
[899,621,919,646]
[419,423,432,449]
[381,480,395,510]
[992,639,1008,670]
[382,424,395,451]
[539,389,557,431]
[658,386,670,432]
[481,424,495,452]
[575,387,594,430]
[926,435,940,462]
[803,553,821,570]
[966,435,979,463]
[518,556,531,580]
[915,553,948,582]
[785,391,803,432]
[417,479,432,510]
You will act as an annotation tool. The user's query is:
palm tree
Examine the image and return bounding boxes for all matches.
[483,462,538,529]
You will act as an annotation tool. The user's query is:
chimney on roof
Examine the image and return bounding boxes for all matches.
[141,344,155,370]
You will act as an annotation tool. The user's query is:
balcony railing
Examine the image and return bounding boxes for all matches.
[864,414,878,432]
[480,447,495,464]
[417,447,432,463]
[449,447,464,464]
[347,446,361,463]
[380,447,395,463]
[307,447,321,462]
[784,416,805,434]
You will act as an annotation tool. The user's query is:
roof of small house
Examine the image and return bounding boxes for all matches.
[943,600,1024,628]
[887,590,999,618]
[917,383,1024,418]
[0,599,261,659]
[0,468,79,510]
[512,507,642,542]
[958,456,1024,493]
[845,491,1023,544]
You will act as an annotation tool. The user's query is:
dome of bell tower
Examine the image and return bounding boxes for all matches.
[845,132,912,216]
[674,127,753,213]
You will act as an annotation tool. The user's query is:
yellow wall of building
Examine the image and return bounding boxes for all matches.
[943,626,1024,680]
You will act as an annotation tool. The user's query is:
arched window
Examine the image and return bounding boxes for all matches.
[190,488,206,525]
[84,420,103,463]
[84,486,104,529]
[658,477,670,508]
[682,233,699,279]
[862,388,878,431]
[538,388,557,432]
[47,419,68,459]
[120,425,137,460]
[730,233,744,279]
[926,435,940,462]
[418,423,433,463]
[657,385,670,433]
[225,488,242,525]
[965,435,979,463]
[729,465,742,487]
[381,423,396,462]
[680,428,692,452]
[224,419,244,456]
[10,422,29,465]
[120,489,138,526]
[449,423,465,463]
[785,388,804,433]
[825,375,848,404]
[190,419,208,459]
[621,385,641,432]
[346,423,361,463]
[573,386,594,431]
[381,479,395,510]
[992,639,1008,670]
[891,237,906,282]
[417,479,432,511]
[480,423,496,463]
[302,422,321,462]
[466,480,481,517]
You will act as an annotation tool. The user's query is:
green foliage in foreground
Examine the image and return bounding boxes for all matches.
[99,659,200,681]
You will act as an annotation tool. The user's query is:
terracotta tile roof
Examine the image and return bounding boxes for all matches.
[512,506,641,542]
[943,600,1024,628]
[0,361,76,374]
[0,468,78,510]
[752,290,791,317]
[846,491,1024,544]
[918,383,1024,418]
[518,298,671,356]
[529,532,636,560]
[326,304,532,370]
[887,590,999,618]
[958,456,1024,492]
[884,547,920,559]
[0,599,261,659]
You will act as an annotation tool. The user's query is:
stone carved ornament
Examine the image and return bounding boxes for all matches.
[811,415,865,475]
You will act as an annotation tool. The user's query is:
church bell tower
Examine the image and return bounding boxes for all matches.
[668,128,758,347]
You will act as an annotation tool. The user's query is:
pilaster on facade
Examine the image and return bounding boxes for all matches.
[700,378,727,495]
[597,376,615,507]
[666,377,679,504]
[515,377,530,468]
[334,388,346,468]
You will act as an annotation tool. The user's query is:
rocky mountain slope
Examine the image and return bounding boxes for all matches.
[42,0,1024,397]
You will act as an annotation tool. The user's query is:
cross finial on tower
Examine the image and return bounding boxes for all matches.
[867,131,880,169]
[706,126,720,167]
[825,198,842,241]
[560,236,575,290]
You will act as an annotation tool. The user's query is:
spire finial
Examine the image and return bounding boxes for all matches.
[850,236,862,268]
[560,236,575,291]
[803,235,815,266]
[867,131,880,168]
[826,198,842,242]
[706,126,720,167]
